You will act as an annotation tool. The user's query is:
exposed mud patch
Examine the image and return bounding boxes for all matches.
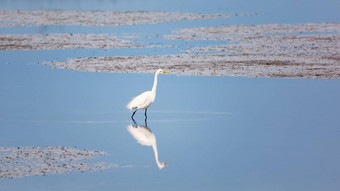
[0,146,130,179]
[46,53,340,78]
[186,34,339,55]
[2,11,338,79]
[44,22,340,79]
[0,34,143,50]
[165,22,340,41]
[0,10,233,27]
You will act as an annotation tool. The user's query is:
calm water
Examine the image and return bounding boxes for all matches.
[1,0,340,190]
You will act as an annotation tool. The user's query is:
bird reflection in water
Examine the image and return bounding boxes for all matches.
[127,119,169,169]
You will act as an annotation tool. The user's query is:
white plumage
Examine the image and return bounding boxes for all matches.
[127,69,168,118]
[127,91,154,110]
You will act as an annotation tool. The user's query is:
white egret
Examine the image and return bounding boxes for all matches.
[127,69,168,119]
[127,123,169,169]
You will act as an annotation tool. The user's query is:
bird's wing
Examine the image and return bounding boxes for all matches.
[126,91,151,110]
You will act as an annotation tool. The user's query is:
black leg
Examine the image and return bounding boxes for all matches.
[131,109,137,119]
[144,108,148,119]
[144,117,148,127]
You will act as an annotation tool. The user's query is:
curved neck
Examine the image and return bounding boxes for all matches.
[151,71,159,94]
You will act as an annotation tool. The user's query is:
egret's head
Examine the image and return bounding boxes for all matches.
[159,69,168,74]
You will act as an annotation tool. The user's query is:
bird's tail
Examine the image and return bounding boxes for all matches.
[126,100,134,110]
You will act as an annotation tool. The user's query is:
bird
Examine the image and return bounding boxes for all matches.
[127,122,169,169]
[127,69,168,119]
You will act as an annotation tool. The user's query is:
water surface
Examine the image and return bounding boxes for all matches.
[1,0,340,190]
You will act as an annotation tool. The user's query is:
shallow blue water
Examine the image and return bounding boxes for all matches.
[1,62,340,190]
[1,0,340,190]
